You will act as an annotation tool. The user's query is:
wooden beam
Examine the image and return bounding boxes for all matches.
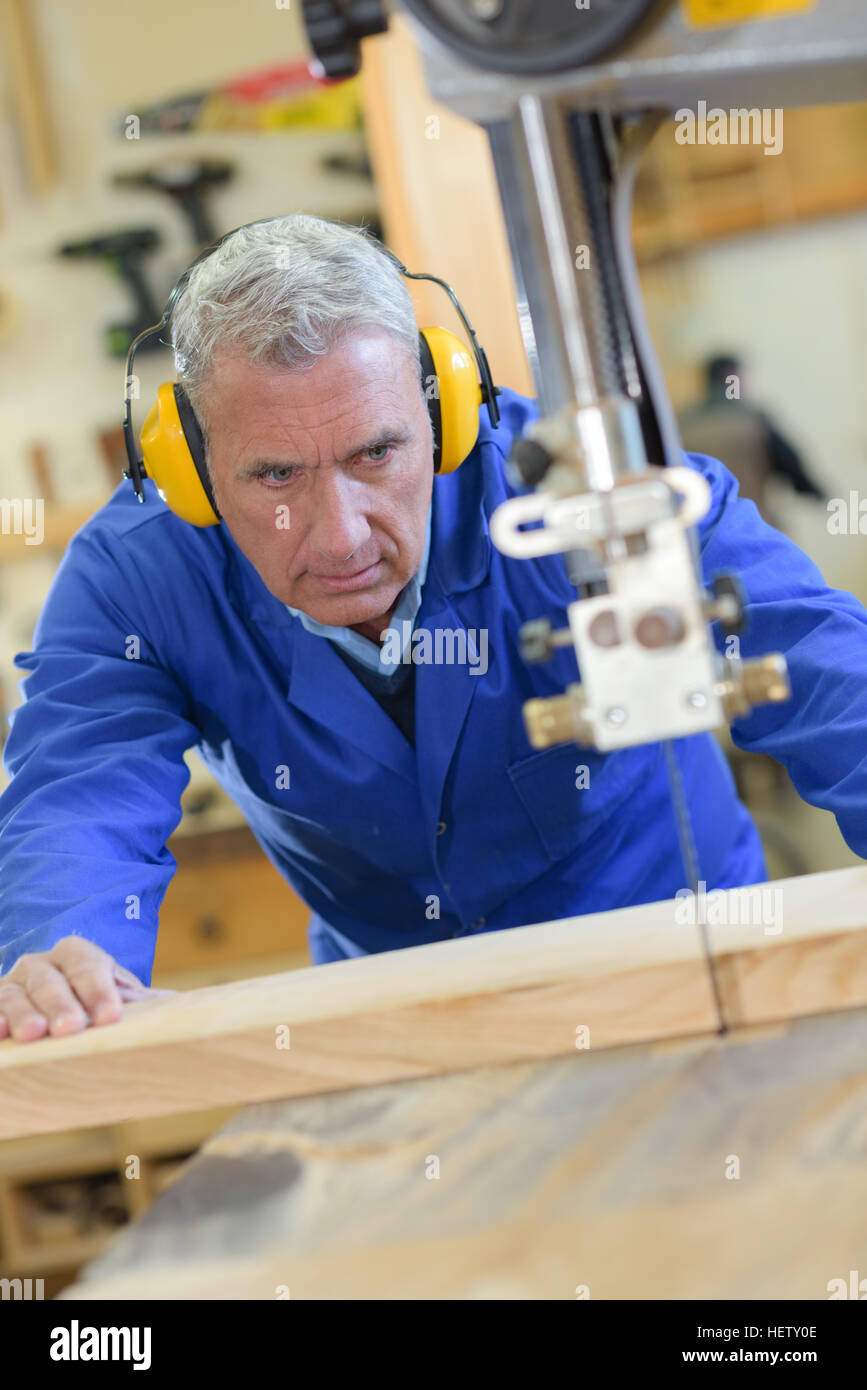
[0,0,57,193]
[359,17,533,395]
[1,866,865,1141]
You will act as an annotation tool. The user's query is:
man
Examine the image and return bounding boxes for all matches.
[1,215,866,1046]
[678,353,827,530]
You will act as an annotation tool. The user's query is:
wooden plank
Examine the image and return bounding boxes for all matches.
[0,0,56,193]
[56,1006,867,1300]
[360,17,533,395]
[0,865,865,1142]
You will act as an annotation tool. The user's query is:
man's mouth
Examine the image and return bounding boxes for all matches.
[310,560,384,593]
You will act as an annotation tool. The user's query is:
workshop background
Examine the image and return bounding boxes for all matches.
[0,0,865,1293]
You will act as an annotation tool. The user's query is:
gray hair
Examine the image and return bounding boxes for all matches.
[171,214,422,440]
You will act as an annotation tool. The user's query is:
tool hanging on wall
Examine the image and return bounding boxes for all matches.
[112,160,235,250]
[321,150,374,181]
[114,61,361,136]
[57,228,163,358]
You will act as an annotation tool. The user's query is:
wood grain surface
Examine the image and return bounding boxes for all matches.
[57,1006,867,1299]
[1,865,865,1141]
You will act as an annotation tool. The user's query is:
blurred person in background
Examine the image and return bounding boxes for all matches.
[678,353,827,531]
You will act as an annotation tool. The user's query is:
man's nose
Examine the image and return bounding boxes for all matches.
[309,473,371,562]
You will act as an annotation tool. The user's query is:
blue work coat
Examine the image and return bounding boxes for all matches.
[1,388,866,982]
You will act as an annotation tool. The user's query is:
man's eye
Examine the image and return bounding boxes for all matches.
[260,467,296,485]
[362,445,392,464]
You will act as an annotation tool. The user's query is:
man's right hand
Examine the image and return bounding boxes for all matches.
[0,937,171,1044]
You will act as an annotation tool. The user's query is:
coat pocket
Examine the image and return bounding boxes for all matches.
[507,740,662,862]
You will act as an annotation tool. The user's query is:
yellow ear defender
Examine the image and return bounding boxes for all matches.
[123,219,501,527]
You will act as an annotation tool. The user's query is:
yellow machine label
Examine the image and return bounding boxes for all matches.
[682,0,815,27]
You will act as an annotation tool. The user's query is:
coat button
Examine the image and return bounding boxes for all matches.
[436,821,447,836]
[469,917,486,931]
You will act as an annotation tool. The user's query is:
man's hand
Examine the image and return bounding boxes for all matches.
[0,938,174,1044]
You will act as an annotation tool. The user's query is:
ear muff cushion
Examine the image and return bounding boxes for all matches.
[418,332,442,474]
[139,383,221,527]
[173,386,221,521]
[420,327,482,475]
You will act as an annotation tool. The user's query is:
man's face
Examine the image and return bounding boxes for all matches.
[199,329,434,633]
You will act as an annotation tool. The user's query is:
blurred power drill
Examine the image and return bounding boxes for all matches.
[57,228,163,358]
[112,159,235,248]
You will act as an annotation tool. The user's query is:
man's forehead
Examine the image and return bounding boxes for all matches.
[208,331,415,385]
